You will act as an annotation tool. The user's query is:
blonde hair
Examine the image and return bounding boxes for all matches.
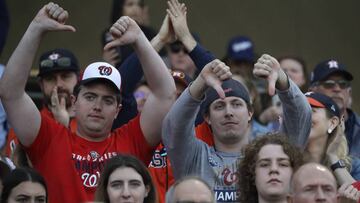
[324,130,352,171]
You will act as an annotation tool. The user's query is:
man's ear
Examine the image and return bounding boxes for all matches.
[70,95,76,106]
[114,103,122,119]
[38,79,44,92]
[248,109,254,123]
[203,113,211,125]
[145,185,150,198]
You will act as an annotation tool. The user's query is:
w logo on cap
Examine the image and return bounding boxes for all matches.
[98,66,112,76]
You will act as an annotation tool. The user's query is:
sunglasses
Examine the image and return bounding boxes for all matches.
[40,57,72,68]
[169,43,189,54]
[318,80,351,89]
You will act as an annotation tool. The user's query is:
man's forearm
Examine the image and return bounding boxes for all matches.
[133,33,175,97]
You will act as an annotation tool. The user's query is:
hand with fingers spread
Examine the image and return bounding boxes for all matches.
[253,54,289,96]
[190,59,232,100]
[32,2,76,33]
[339,183,360,203]
[49,87,70,127]
[166,0,196,51]
[105,16,143,50]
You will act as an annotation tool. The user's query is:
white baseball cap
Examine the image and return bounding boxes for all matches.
[81,62,121,91]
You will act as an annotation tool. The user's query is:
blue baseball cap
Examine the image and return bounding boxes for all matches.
[310,59,353,85]
[201,79,251,115]
[226,36,255,63]
[305,91,341,118]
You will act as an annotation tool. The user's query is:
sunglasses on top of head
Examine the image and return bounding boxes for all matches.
[40,57,72,68]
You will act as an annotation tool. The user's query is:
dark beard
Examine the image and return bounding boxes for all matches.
[44,88,72,109]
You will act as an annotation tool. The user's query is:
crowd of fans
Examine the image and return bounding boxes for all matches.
[0,0,360,203]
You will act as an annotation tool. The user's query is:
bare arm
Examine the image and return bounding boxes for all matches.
[0,3,75,146]
[105,16,176,147]
[327,119,356,185]
[167,0,196,52]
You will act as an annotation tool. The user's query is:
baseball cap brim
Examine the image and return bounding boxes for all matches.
[307,97,325,108]
[320,69,353,82]
[81,78,120,93]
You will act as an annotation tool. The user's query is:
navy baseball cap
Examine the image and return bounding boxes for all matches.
[38,48,79,77]
[226,36,255,63]
[201,79,251,115]
[305,92,340,118]
[310,59,353,85]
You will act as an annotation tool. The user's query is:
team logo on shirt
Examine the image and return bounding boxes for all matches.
[89,151,100,159]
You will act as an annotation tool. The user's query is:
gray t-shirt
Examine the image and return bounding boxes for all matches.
[162,79,311,203]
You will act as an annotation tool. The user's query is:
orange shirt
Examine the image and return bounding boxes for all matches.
[148,122,214,203]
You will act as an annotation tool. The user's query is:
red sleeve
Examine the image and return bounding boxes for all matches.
[24,114,68,165]
[195,122,214,146]
[4,129,18,157]
[114,115,156,166]
[352,181,360,190]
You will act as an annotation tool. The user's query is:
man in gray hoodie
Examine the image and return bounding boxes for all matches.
[162,54,311,202]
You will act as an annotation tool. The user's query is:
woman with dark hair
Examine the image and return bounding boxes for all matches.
[95,154,157,203]
[103,0,156,67]
[1,168,47,203]
[238,133,303,203]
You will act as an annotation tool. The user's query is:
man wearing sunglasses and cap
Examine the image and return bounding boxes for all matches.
[0,2,176,203]
[309,59,360,158]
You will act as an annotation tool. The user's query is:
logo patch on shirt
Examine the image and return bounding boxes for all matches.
[89,151,100,159]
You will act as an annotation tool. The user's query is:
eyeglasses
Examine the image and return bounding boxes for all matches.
[317,80,351,89]
[169,43,189,54]
[40,57,72,68]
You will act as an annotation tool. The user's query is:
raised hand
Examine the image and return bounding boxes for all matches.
[200,59,232,99]
[49,86,70,127]
[253,54,288,96]
[105,16,142,50]
[32,2,75,33]
[166,0,192,43]
[339,183,360,203]
[157,15,177,44]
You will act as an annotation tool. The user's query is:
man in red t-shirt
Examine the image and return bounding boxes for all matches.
[0,3,176,203]
[4,48,79,158]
